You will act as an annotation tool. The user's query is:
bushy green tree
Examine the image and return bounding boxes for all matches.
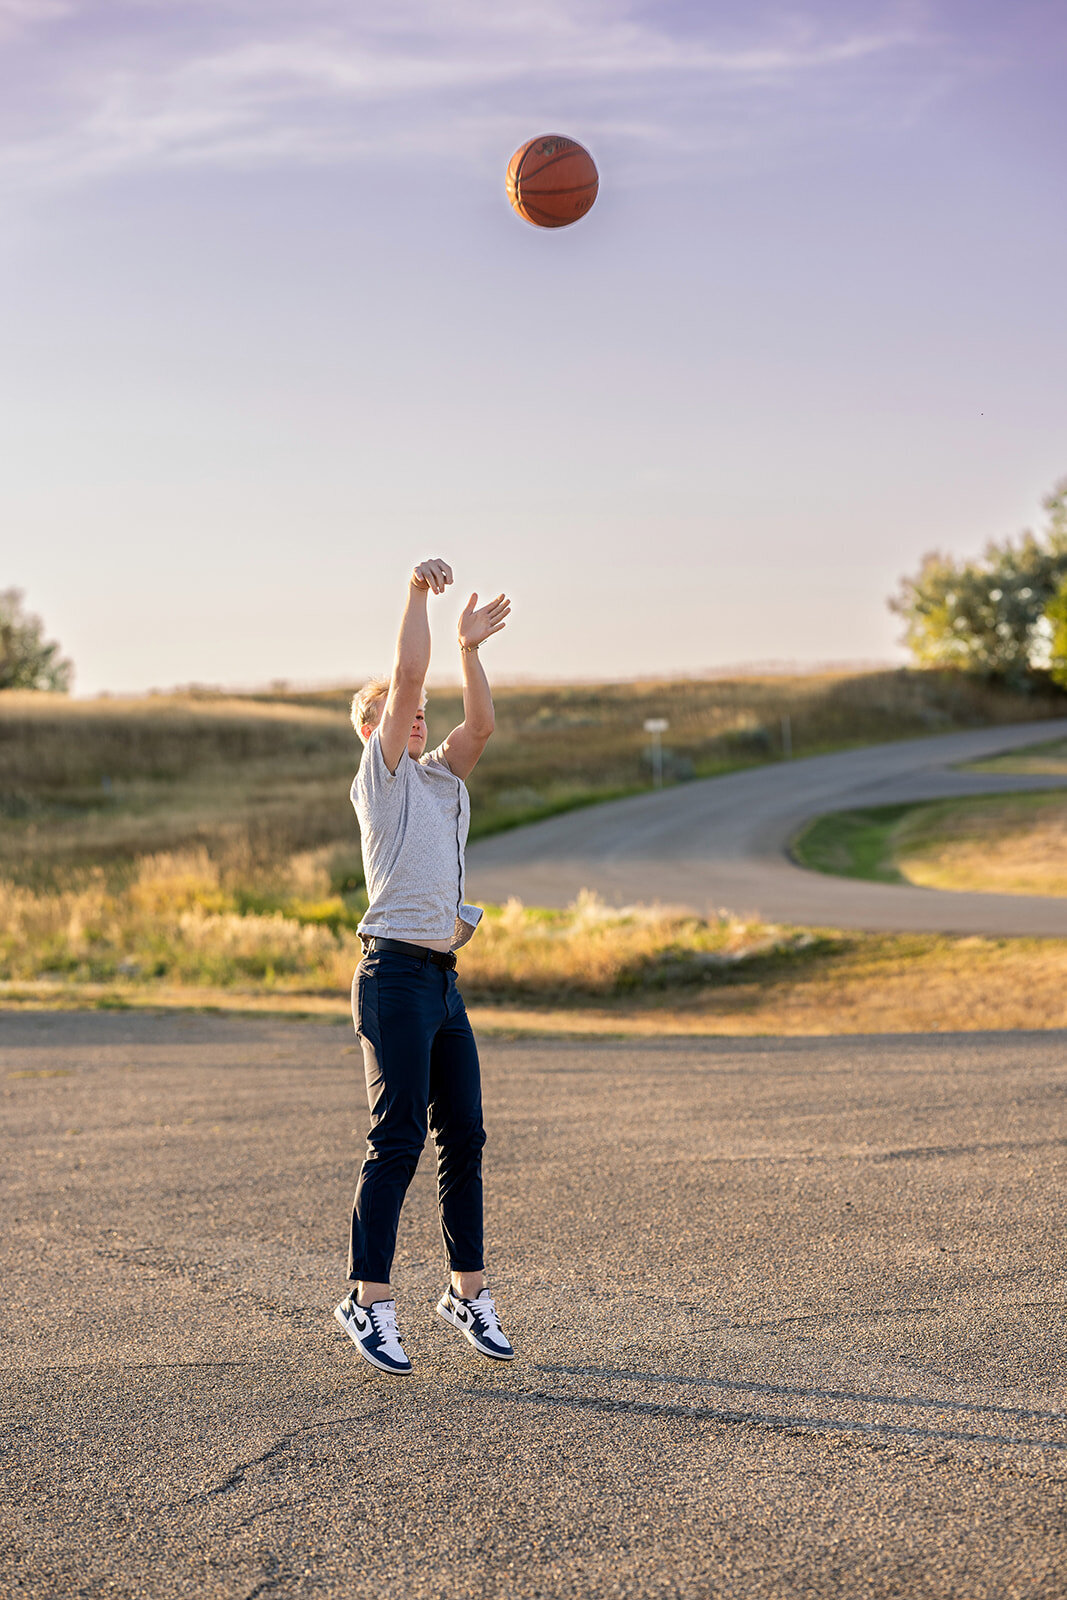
[889,479,1067,686]
[1046,575,1067,691]
[0,588,73,691]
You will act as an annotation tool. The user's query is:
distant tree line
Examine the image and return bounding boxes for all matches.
[0,588,73,692]
[890,478,1067,690]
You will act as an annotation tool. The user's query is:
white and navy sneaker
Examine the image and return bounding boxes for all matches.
[436,1286,515,1361]
[334,1294,412,1375]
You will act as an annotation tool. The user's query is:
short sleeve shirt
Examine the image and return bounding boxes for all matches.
[351,729,483,950]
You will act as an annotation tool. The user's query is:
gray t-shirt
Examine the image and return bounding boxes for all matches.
[351,729,483,950]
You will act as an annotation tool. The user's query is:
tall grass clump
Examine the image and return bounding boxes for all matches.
[451,893,824,1001]
[0,849,364,988]
[0,864,821,999]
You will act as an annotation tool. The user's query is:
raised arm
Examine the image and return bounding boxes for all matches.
[377,559,452,773]
[439,590,511,780]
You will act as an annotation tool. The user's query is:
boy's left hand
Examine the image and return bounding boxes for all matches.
[459,592,511,649]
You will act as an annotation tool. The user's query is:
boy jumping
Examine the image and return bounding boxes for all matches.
[334,558,513,1374]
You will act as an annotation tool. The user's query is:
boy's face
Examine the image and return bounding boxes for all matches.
[361,697,428,757]
[407,705,427,756]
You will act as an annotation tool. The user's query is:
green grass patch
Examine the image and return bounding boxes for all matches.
[793,788,1067,894]
[790,804,915,882]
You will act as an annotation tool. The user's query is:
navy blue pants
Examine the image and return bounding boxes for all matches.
[348,948,486,1284]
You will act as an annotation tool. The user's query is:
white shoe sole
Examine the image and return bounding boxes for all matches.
[435,1302,515,1361]
[334,1302,412,1375]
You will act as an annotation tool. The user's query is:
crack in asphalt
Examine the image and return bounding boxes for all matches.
[3,1360,253,1374]
[230,1497,307,1533]
[237,1554,287,1600]
[191,1415,368,1505]
[741,1305,946,1329]
[199,1435,299,1501]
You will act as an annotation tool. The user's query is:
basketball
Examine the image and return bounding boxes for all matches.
[506,134,599,229]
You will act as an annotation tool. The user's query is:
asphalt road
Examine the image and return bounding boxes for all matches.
[4,1011,1065,1598]
[466,719,1067,934]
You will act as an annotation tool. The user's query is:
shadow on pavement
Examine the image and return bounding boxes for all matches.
[535,1363,1067,1423]
[474,1374,1067,1455]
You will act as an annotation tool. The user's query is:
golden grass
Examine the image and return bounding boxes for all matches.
[458,891,821,998]
[2,865,1067,1035]
[0,858,802,995]
[795,724,1067,896]
[893,792,1067,896]
[963,735,1067,776]
[0,849,362,988]
[708,930,1067,1034]
[465,922,1067,1036]
[4,930,1067,1035]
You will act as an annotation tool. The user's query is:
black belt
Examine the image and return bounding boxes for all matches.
[360,935,457,970]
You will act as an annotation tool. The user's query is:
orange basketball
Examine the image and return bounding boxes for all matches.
[506,134,599,229]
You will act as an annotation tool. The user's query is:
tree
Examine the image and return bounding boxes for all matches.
[889,479,1067,687]
[1047,575,1067,691]
[0,588,73,692]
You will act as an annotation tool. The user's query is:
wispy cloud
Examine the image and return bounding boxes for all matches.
[0,0,72,37]
[0,1,954,192]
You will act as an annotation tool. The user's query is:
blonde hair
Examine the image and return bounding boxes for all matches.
[350,677,390,733]
[350,677,428,733]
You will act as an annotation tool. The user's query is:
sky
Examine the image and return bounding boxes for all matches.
[2,0,1066,694]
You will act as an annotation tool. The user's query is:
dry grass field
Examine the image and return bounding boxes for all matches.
[895,791,1067,895]
[3,670,1067,1034]
[963,734,1067,776]
[5,895,1067,1036]
[3,669,1062,887]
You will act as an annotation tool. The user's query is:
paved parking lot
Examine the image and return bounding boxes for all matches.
[3,1010,1065,1598]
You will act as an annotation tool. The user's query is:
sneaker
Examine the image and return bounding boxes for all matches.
[436,1286,515,1361]
[334,1294,412,1375]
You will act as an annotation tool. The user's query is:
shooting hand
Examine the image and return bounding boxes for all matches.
[459,592,511,649]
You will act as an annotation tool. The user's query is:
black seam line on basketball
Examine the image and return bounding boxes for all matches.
[517,173,595,203]
[519,146,583,178]
[521,194,585,217]
[520,183,599,198]
[511,139,540,189]
[520,211,571,228]
[521,202,580,226]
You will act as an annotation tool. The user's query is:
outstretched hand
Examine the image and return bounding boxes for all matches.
[459,592,511,650]
[411,558,453,596]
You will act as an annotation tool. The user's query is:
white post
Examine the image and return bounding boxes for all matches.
[644,718,669,789]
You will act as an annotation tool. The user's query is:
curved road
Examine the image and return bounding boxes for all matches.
[467,718,1067,935]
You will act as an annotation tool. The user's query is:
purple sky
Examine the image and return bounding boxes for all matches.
[3,0,1066,693]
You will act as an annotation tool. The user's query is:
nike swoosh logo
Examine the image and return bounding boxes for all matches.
[457,1308,469,1322]
[353,1311,369,1331]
